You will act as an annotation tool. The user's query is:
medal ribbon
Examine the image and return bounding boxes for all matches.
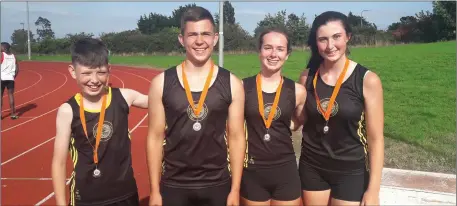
[79,92,108,165]
[181,61,214,118]
[256,74,283,130]
[313,58,349,121]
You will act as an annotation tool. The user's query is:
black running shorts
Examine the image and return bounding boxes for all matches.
[101,192,139,206]
[1,80,14,92]
[241,161,301,202]
[299,161,369,202]
[160,181,231,206]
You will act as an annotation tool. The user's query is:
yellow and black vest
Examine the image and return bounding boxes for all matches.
[66,87,137,205]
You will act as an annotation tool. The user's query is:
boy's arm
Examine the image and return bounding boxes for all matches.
[52,103,73,206]
[226,73,246,203]
[119,88,148,109]
[146,73,166,203]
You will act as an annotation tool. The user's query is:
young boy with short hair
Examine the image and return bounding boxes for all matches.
[51,38,148,206]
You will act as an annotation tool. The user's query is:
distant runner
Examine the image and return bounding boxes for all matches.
[1,42,19,119]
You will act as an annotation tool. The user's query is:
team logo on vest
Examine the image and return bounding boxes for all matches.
[264,103,281,121]
[187,102,209,121]
[317,98,339,117]
[92,121,114,142]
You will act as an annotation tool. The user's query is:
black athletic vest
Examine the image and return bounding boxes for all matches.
[300,64,370,174]
[243,75,296,169]
[66,87,137,205]
[161,66,232,189]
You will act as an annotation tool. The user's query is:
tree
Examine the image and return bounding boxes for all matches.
[387,22,401,31]
[214,12,220,26]
[170,3,197,28]
[137,13,173,35]
[10,29,35,53]
[66,32,94,43]
[35,16,55,41]
[254,10,309,47]
[347,12,371,28]
[223,1,235,24]
[415,10,439,42]
[432,1,456,40]
[389,16,421,43]
[216,23,254,51]
[286,13,300,46]
[254,10,287,37]
[295,14,309,46]
[433,1,455,25]
[286,13,310,47]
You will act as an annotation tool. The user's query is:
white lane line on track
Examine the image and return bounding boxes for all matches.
[116,70,152,83]
[2,70,43,96]
[1,137,55,166]
[110,73,124,88]
[2,109,58,133]
[120,68,162,77]
[2,69,67,113]
[34,72,139,206]
[1,71,68,132]
[1,74,124,133]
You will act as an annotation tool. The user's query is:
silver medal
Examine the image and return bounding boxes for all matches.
[264,133,271,142]
[193,122,201,131]
[93,168,101,178]
[323,125,329,134]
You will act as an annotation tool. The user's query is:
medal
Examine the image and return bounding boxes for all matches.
[256,74,283,142]
[313,58,349,135]
[181,61,214,132]
[193,122,201,131]
[93,168,101,178]
[323,124,329,134]
[263,133,271,142]
[79,88,108,178]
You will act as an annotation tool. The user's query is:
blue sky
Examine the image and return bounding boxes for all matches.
[1,1,433,43]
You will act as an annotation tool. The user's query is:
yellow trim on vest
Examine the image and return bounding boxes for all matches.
[74,87,112,113]
[69,137,78,206]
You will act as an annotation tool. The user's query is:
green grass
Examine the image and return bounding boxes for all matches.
[17,41,456,173]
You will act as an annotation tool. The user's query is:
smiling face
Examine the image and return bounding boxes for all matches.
[69,63,110,97]
[259,31,290,73]
[315,20,351,63]
[178,19,218,66]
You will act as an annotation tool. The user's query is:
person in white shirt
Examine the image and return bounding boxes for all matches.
[1,42,19,119]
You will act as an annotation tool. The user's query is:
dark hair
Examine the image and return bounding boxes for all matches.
[180,6,216,34]
[306,11,352,70]
[1,42,11,52]
[257,27,292,54]
[70,38,109,69]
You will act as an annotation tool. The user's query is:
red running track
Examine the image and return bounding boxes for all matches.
[1,61,161,205]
